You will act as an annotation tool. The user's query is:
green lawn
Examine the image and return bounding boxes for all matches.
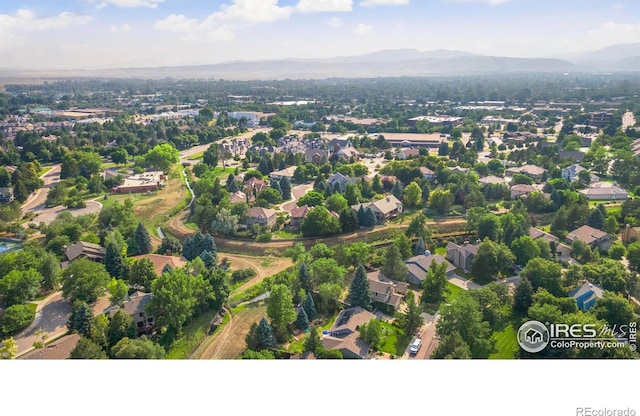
[444,282,464,303]
[379,321,412,357]
[210,166,237,180]
[165,309,219,359]
[434,247,447,256]
[273,229,301,239]
[490,322,519,359]
[287,313,338,354]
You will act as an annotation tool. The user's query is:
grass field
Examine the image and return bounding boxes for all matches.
[165,309,219,359]
[490,322,519,359]
[444,282,464,303]
[379,321,412,356]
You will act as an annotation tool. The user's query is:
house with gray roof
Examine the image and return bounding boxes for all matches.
[562,164,587,182]
[506,164,546,180]
[366,271,408,310]
[321,307,377,359]
[579,182,629,201]
[351,194,403,221]
[246,207,277,228]
[446,241,479,272]
[404,254,455,287]
[64,241,106,263]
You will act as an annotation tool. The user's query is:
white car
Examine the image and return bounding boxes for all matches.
[409,338,422,355]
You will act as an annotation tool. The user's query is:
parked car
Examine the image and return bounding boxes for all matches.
[409,338,422,355]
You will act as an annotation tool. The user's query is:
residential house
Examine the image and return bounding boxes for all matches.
[269,166,297,181]
[446,241,479,273]
[506,164,546,180]
[447,166,470,174]
[246,207,277,228]
[398,148,420,160]
[510,184,537,200]
[112,291,155,333]
[529,227,571,258]
[569,282,604,311]
[562,164,587,182]
[405,254,456,287]
[479,175,506,186]
[288,205,309,230]
[64,241,106,263]
[18,334,81,360]
[366,271,408,310]
[566,225,613,252]
[229,190,249,204]
[559,150,585,163]
[621,224,640,244]
[351,194,403,221]
[328,138,354,153]
[132,254,187,276]
[305,149,330,165]
[111,171,165,194]
[327,172,357,192]
[243,177,269,197]
[321,307,377,359]
[579,182,629,201]
[0,187,14,204]
[420,167,436,180]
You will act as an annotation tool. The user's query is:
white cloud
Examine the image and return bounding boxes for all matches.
[353,23,373,35]
[587,21,640,48]
[296,0,353,13]
[94,0,165,8]
[155,0,292,42]
[0,9,92,43]
[327,17,343,27]
[359,0,409,7]
[110,23,131,33]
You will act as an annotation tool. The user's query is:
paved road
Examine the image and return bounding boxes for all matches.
[25,200,103,227]
[178,127,270,160]
[622,111,636,130]
[280,183,314,214]
[14,291,71,358]
[21,164,61,214]
[404,313,440,360]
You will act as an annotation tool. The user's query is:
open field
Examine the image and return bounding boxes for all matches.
[490,322,519,359]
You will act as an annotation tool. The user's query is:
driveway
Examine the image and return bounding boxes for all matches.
[14,291,72,358]
[448,274,482,290]
[404,312,440,359]
[21,164,61,214]
[280,183,314,214]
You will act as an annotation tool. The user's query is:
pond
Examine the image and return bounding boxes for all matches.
[0,241,19,254]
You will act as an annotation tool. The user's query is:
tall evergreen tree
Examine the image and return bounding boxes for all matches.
[364,207,377,227]
[392,181,404,200]
[340,209,359,233]
[513,277,534,315]
[134,223,152,255]
[202,233,217,254]
[299,263,312,293]
[67,301,94,337]
[587,208,605,231]
[104,241,126,279]
[226,173,239,193]
[302,292,317,321]
[357,205,367,226]
[381,243,408,281]
[414,236,426,255]
[257,317,275,349]
[280,177,292,200]
[270,179,282,197]
[199,250,216,268]
[348,265,373,311]
[304,326,321,353]
[296,307,309,330]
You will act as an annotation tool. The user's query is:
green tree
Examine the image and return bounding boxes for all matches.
[304,326,321,353]
[266,284,296,342]
[134,223,152,255]
[111,336,165,359]
[296,307,310,330]
[513,277,534,315]
[105,242,126,279]
[403,182,423,208]
[1,304,35,334]
[203,143,219,167]
[592,292,636,329]
[67,301,94,337]
[344,182,362,205]
[359,318,382,350]
[106,278,128,307]
[280,177,292,200]
[587,208,605,231]
[520,258,564,297]
[401,292,424,336]
[297,191,324,207]
[609,243,627,260]
[256,317,276,349]
[414,236,426,256]
[470,238,515,284]
[325,193,349,214]
[348,265,373,311]
[510,235,541,266]
[144,143,180,171]
[0,268,43,306]
[0,337,18,360]
[107,309,136,349]
[70,338,107,359]
[381,244,409,281]
[432,331,472,359]
[300,206,341,237]
[435,293,495,358]
[301,292,317,322]
[604,215,619,235]
[429,188,454,215]
[422,261,449,304]
[129,258,157,290]
[317,283,343,314]
[298,263,312,293]
[477,214,502,242]
[625,241,640,272]
[62,258,111,303]
[339,209,359,233]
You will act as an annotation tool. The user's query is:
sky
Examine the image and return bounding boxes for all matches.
[0,0,639,70]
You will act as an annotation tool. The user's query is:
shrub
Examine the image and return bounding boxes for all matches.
[1,304,36,334]
[256,232,272,242]
[231,268,258,282]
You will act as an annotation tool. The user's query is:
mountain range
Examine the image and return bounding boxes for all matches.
[2,43,639,81]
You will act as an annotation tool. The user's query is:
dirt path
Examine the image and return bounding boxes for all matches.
[195,303,268,359]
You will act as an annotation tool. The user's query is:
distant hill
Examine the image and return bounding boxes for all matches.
[4,45,640,81]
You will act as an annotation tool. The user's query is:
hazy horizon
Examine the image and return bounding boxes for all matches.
[1,0,639,71]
